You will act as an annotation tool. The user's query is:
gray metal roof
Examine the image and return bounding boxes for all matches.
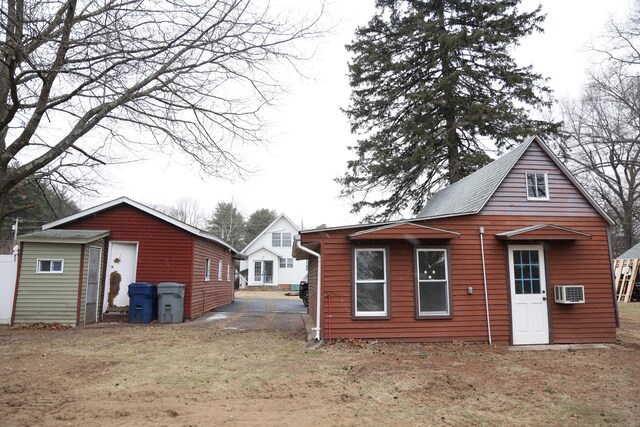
[417,138,532,219]
[19,229,110,244]
[618,242,640,260]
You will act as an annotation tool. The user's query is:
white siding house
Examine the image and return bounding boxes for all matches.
[240,214,307,289]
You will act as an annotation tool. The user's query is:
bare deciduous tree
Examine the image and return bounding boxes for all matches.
[560,65,640,254]
[0,0,321,225]
[152,197,205,229]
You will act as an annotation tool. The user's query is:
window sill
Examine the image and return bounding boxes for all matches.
[416,314,452,320]
[352,314,391,320]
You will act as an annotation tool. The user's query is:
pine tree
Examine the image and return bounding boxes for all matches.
[339,0,561,221]
[244,208,277,247]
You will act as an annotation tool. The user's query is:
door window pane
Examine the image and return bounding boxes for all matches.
[513,250,543,295]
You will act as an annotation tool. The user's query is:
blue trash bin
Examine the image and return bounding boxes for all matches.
[128,283,157,323]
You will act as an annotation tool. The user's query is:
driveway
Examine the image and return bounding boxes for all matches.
[188,291,308,332]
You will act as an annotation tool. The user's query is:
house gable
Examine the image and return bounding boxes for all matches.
[481,140,604,219]
[43,197,238,253]
[417,136,613,225]
[241,213,299,256]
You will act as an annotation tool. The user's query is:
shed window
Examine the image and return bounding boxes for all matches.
[227,264,231,281]
[218,260,223,281]
[354,248,388,317]
[526,172,549,200]
[416,249,450,317]
[205,258,211,282]
[37,259,64,274]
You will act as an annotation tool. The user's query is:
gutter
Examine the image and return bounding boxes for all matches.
[295,236,322,340]
[479,227,493,345]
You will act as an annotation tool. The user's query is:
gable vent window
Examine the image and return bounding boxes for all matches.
[526,172,549,200]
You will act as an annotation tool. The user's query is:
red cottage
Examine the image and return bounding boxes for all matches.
[294,136,618,345]
[44,197,239,321]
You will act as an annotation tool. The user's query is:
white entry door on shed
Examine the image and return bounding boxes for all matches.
[104,242,138,312]
[508,245,550,345]
[85,246,102,324]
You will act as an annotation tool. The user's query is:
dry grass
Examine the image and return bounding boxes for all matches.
[1,305,639,426]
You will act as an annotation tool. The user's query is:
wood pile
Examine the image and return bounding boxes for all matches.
[613,258,639,302]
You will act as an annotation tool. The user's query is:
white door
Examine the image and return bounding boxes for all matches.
[104,242,138,312]
[84,246,102,324]
[509,245,550,345]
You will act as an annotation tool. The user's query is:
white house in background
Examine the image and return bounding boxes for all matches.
[240,214,307,290]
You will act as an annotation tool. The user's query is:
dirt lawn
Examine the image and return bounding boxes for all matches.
[1,304,639,427]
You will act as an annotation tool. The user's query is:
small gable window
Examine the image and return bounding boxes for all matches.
[353,248,388,318]
[526,172,549,200]
[272,232,292,247]
[37,259,64,274]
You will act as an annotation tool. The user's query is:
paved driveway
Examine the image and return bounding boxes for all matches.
[189,291,308,332]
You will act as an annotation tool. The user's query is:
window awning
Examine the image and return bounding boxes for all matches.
[495,224,592,241]
[348,223,460,241]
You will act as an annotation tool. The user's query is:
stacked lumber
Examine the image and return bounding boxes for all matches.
[613,258,639,302]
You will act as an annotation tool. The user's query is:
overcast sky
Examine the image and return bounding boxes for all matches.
[82,0,632,229]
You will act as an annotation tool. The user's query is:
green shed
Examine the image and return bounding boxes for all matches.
[13,229,109,326]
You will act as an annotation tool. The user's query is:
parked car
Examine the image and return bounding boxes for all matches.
[299,274,309,307]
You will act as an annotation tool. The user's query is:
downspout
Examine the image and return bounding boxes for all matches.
[479,227,493,345]
[295,236,322,340]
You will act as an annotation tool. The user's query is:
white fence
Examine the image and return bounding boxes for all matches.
[0,254,17,324]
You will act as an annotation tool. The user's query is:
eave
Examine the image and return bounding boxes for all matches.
[496,224,592,241]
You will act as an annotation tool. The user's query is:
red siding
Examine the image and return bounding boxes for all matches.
[191,238,234,319]
[58,204,232,319]
[302,214,616,344]
[482,141,600,217]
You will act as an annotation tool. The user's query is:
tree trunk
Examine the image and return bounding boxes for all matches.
[437,1,461,184]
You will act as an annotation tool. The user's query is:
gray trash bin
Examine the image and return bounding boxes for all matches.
[156,282,185,324]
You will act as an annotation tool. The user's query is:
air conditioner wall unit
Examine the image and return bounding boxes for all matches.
[554,285,585,304]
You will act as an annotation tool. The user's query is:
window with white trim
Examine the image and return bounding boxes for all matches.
[205,258,211,281]
[416,249,450,317]
[354,248,388,317]
[227,264,231,281]
[526,172,549,200]
[272,232,292,247]
[37,259,64,274]
[218,260,222,281]
[279,257,294,268]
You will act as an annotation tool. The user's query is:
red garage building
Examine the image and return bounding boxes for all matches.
[42,197,240,321]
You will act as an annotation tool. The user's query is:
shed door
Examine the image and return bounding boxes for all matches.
[104,242,138,312]
[85,246,102,324]
[509,245,549,345]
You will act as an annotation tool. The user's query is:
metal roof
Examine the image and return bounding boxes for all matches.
[42,196,239,253]
[19,229,110,244]
[618,242,640,260]
[417,138,532,219]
